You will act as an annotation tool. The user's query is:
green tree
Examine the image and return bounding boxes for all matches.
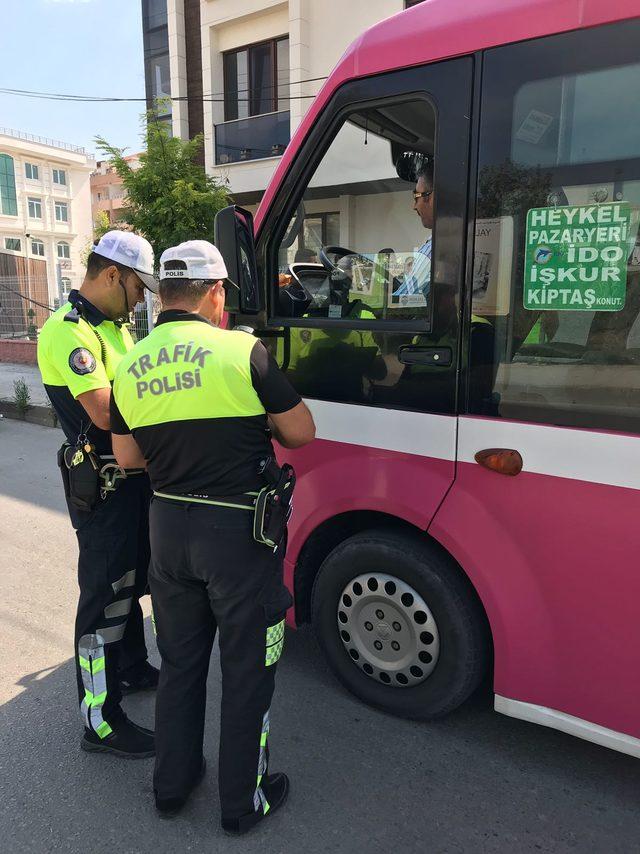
[93,209,112,241]
[95,111,230,262]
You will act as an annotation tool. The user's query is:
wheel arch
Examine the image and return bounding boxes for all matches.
[293,511,494,664]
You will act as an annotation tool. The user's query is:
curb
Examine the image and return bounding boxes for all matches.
[0,400,59,428]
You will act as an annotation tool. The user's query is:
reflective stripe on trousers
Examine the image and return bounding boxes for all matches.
[253,710,271,815]
[265,620,285,666]
[78,634,112,739]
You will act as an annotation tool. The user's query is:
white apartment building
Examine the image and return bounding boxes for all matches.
[0,128,95,305]
[164,0,416,204]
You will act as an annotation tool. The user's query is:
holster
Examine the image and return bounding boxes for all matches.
[253,458,296,551]
[60,442,100,512]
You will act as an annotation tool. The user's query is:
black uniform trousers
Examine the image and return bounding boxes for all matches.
[67,473,151,733]
[149,497,292,823]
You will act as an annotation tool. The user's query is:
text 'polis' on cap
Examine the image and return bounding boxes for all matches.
[160,240,236,287]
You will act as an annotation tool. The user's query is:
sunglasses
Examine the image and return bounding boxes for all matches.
[412,190,433,202]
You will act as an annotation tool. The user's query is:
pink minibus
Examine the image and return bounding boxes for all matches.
[216,0,640,758]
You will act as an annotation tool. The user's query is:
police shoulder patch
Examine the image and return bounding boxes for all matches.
[69,348,96,375]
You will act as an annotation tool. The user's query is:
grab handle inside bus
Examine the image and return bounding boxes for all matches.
[398,346,452,367]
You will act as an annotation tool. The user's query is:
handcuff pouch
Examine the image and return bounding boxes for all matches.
[63,442,100,512]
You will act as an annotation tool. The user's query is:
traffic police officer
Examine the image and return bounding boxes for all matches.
[109,240,315,833]
[37,231,160,758]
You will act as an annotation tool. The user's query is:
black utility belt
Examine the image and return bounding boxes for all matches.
[58,441,144,512]
[153,458,296,552]
[153,491,257,511]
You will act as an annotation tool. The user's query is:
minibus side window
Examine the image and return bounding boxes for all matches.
[271,99,457,412]
[470,20,640,432]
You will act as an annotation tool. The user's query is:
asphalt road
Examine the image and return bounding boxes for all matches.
[0,418,639,854]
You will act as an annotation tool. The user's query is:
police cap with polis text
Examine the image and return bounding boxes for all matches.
[160,240,238,289]
[93,230,159,293]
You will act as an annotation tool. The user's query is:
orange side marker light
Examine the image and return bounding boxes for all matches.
[474,448,523,477]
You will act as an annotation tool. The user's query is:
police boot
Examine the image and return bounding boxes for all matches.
[81,714,155,759]
[119,660,160,695]
[221,773,290,836]
[155,757,207,819]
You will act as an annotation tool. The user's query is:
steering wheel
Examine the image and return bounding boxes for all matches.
[319,245,373,274]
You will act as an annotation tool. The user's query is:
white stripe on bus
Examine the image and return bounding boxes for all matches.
[304,399,457,462]
[304,400,640,491]
[495,695,640,759]
[458,417,640,492]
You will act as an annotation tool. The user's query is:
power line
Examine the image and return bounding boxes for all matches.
[0,75,329,104]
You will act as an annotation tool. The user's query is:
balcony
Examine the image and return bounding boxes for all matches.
[215,111,290,165]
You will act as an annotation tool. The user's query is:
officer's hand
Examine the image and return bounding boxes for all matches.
[268,401,315,449]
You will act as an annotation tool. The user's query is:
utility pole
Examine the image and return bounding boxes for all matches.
[24,232,31,302]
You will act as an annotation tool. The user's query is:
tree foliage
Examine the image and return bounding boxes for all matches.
[93,209,112,240]
[81,209,112,266]
[95,112,230,264]
[478,160,552,218]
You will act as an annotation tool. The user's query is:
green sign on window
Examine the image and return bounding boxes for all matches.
[524,202,631,311]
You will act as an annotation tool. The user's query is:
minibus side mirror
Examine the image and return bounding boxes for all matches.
[214,205,263,314]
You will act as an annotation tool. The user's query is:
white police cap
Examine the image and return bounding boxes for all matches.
[93,230,158,293]
[160,240,236,287]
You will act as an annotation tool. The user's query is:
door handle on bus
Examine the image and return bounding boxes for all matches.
[475,448,523,476]
[398,346,452,367]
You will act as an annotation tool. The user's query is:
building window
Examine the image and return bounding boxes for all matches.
[148,52,171,105]
[142,0,167,30]
[0,154,18,216]
[60,277,72,296]
[55,201,69,222]
[143,0,171,122]
[31,239,45,257]
[224,37,290,121]
[28,197,42,218]
[4,237,21,251]
[57,241,70,259]
[52,168,66,185]
[25,162,39,180]
[284,213,341,268]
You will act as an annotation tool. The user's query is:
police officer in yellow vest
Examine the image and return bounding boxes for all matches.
[37,231,159,758]
[109,240,315,833]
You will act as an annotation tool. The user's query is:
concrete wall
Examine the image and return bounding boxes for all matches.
[0,340,37,365]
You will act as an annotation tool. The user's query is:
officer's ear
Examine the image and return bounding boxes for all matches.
[210,280,226,325]
[208,280,224,303]
[104,264,121,286]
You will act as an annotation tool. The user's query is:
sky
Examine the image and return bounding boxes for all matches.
[0,0,147,158]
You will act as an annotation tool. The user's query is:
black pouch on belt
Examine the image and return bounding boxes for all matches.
[57,443,72,499]
[63,441,100,512]
[253,458,296,551]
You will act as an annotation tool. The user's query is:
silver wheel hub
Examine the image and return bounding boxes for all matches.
[337,572,440,688]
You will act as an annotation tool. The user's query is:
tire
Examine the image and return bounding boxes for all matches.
[311,528,489,719]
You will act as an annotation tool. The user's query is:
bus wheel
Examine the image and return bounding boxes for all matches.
[311,529,489,719]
